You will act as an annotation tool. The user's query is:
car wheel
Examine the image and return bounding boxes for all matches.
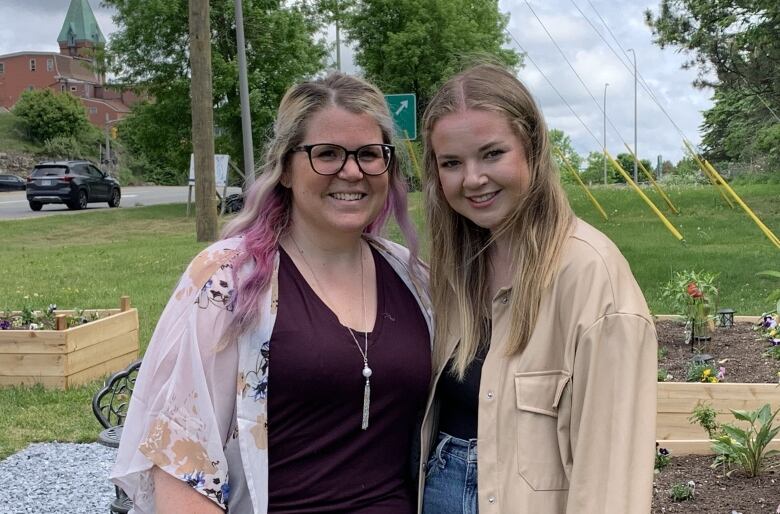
[74,189,88,210]
[108,188,121,208]
[29,201,42,211]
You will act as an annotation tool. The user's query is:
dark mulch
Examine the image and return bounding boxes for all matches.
[656,320,779,383]
[652,320,780,513]
[652,455,780,514]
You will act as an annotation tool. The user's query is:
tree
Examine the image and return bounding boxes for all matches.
[104,0,327,184]
[644,0,779,101]
[581,151,607,184]
[343,0,520,119]
[549,128,582,183]
[12,89,93,144]
[615,153,653,183]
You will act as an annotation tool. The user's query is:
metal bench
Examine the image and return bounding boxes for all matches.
[92,359,142,514]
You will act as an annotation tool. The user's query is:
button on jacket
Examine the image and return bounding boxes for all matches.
[418,219,657,513]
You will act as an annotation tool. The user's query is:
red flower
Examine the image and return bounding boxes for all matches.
[686,282,703,298]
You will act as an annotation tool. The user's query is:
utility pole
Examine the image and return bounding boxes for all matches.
[334,0,342,71]
[603,82,609,185]
[190,0,218,242]
[628,48,638,183]
[235,0,254,186]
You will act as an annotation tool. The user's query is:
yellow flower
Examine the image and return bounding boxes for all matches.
[702,369,712,377]
[708,377,718,383]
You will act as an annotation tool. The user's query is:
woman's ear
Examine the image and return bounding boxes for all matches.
[280,169,291,188]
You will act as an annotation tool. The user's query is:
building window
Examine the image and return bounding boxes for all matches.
[89,107,97,114]
[71,86,78,92]
[60,84,66,92]
[47,58,54,71]
[29,59,36,71]
[27,86,34,91]
[0,63,4,74]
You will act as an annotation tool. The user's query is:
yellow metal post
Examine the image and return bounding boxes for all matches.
[606,151,684,242]
[703,160,780,248]
[682,140,734,208]
[554,149,608,221]
[403,131,422,185]
[623,143,679,214]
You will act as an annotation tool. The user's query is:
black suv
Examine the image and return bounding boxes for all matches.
[0,174,26,192]
[26,161,121,211]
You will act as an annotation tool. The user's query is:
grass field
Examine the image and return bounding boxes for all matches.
[0,184,778,458]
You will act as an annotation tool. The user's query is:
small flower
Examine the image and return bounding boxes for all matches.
[46,304,57,314]
[659,447,670,456]
[717,367,726,381]
[28,323,40,330]
[686,282,703,298]
[702,368,711,377]
[0,320,10,330]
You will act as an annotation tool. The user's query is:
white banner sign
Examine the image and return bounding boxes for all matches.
[189,154,229,187]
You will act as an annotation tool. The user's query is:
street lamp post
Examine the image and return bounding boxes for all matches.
[603,82,609,185]
[627,48,638,183]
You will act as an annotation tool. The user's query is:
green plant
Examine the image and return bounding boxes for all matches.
[657,368,670,382]
[669,481,695,501]
[655,443,671,471]
[658,346,668,360]
[711,404,780,477]
[686,362,720,383]
[688,402,721,438]
[661,270,719,339]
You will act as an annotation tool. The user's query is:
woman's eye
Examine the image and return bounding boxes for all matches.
[485,149,505,160]
[438,160,460,169]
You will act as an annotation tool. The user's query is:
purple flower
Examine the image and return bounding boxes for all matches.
[0,320,10,330]
[717,367,726,380]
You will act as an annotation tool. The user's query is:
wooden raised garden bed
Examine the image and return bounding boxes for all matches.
[655,315,780,455]
[0,296,139,389]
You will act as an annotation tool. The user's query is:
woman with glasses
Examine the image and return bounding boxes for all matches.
[417,63,656,513]
[112,73,432,513]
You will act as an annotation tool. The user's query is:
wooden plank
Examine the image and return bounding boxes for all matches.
[658,382,780,400]
[64,309,138,352]
[657,412,711,439]
[654,315,760,323]
[0,352,65,376]
[4,309,119,318]
[659,439,780,456]
[66,330,139,375]
[66,351,138,388]
[0,331,67,354]
[0,375,66,388]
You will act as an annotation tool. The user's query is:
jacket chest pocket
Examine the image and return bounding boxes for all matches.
[513,370,570,491]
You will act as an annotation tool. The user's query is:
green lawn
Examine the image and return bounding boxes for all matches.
[0,184,779,458]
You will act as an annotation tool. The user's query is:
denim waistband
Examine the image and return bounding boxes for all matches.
[433,431,478,463]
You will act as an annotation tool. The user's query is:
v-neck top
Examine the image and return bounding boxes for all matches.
[266,246,431,513]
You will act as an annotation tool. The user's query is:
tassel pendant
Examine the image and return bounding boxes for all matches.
[361,378,371,430]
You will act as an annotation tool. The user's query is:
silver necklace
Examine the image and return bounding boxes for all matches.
[289,235,372,430]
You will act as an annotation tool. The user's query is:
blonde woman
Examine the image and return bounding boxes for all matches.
[418,63,657,513]
[112,73,432,513]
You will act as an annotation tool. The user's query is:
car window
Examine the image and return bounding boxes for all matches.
[32,166,68,177]
[88,165,105,178]
[0,176,11,182]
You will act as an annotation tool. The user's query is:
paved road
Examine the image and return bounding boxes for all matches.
[0,186,242,220]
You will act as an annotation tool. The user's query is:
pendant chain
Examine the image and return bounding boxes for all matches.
[288,235,372,429]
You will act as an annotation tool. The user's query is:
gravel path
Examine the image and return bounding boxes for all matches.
[0,442,117,514]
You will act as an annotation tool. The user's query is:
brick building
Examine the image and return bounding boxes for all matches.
[0,0,137,128]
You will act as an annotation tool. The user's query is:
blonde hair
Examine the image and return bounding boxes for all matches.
[422,63,574,377]
[219,72,418,346]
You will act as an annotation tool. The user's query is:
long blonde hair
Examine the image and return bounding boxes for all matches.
[422,63,574,377]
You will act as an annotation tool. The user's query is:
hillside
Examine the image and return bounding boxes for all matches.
[0,112,51,176]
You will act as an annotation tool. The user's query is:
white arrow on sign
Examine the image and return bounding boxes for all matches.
[395,100,409,116]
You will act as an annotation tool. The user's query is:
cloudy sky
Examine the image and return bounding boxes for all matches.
[0,0,712,163]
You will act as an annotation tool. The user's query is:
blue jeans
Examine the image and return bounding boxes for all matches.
[422,432,478,514]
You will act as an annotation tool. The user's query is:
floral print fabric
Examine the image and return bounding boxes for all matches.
[111,236,431,513]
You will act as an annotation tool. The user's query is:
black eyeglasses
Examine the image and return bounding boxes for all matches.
[291,143,394,176]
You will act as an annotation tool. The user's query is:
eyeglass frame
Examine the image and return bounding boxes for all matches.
[290,143,395,176]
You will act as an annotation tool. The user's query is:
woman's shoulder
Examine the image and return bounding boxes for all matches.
[560,218,629,274]
[172,237,245,304]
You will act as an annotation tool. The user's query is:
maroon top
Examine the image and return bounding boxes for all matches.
[267,246,431,513]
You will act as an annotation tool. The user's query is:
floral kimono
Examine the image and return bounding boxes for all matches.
[111,236,432,513]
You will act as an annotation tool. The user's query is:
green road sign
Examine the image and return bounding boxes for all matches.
[385,93,417,140]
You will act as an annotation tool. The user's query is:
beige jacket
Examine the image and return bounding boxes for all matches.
[418,219,657,513]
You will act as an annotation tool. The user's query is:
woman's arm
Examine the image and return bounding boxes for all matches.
[153,467,225,514]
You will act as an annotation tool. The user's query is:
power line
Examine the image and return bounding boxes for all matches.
[504,30,603,148]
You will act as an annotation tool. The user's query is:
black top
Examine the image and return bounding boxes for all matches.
[436,336,490,440]
[267,246,431,513]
